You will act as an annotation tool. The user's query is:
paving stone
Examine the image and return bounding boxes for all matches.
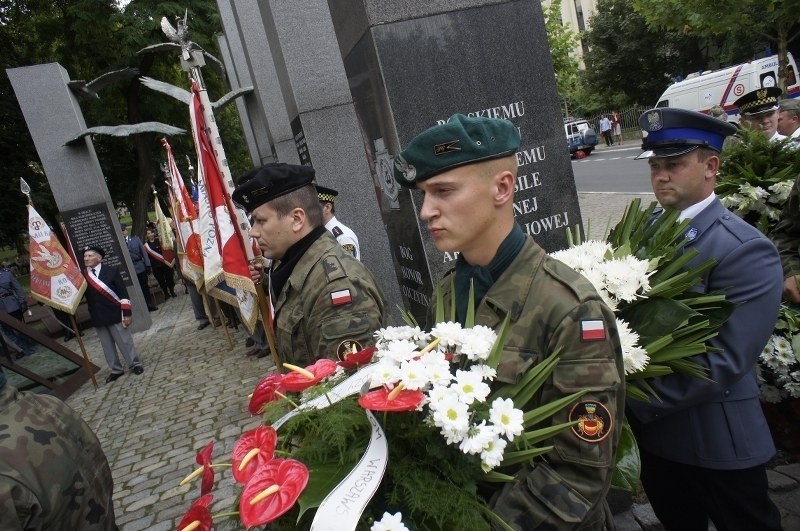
[769,469,799,491]
[119,514,155,531]
[775,463,800,482]
[631,503,664,531]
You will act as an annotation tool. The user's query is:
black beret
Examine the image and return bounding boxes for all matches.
[394,114,521,188]
[83,245,106,258]
[232,163,316,212]
[316,185,338,203]
[734,87,782,115]
[636,107,737,159]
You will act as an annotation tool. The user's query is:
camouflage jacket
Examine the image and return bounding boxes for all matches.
[433,237,625,531]
[771,172,800,277]
[0,384,116,530]
[272,231,386,365]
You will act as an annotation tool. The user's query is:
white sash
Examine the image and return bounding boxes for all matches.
[144,242,173,268]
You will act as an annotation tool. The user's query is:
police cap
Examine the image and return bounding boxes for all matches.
[734,87,782,115]
[232,163,316,212]
[393,114,521,188]
[636,107,737,159]
[316,185,338,204]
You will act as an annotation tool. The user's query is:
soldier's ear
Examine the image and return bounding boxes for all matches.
[290,207,306,232]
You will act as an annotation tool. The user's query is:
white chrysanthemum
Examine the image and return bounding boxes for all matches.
[739,183,768,201]
[369,359,401,387]
[374,326,429,345]
[459,421,496,455]
[480,434,508,470]
[430,321,464,348]
[721,194,744,208]
[760,384,783,403]
[440,424,468,445]
[421,351,453,387]
[470,363,497,381]
[458,325,497,361]
[451,369,491,404]
[426,384,451,406]
[786,382,800,398]
[379,339,420,363]
[431,393,470,434]
[371,511,410,531]
[551,241,611,273]
[397,359,430,391]
[489,398,524,440]
[769,180,794,203]
[617,319,650,374]
[602,255,651,301]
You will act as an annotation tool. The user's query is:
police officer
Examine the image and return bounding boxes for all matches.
[232,163,386,366]
[630,108,783,530]
[0,264,35,358]
[734,86,785,141]
[316,185,361,261]
[0,367,117,529]
[394,114,625,530]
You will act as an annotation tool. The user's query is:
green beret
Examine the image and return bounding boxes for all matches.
[393,114,521,188]
[232,163,315,212]
[780,99,800,112]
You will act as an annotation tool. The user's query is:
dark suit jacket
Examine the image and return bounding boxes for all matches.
[628,198,782,469]
[84,264,131,327]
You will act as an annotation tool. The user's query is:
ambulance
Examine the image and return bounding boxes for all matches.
[655,53,800,122]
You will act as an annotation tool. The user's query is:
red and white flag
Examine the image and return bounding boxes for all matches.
[190,82,258,332]
[162,138,203,287]
[27,204,86,314]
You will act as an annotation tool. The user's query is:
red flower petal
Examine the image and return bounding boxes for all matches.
[338,346,376,370]
[281,359,338,392]
[248,374,284,415]
[231,425,278,484]
[358,387,424,412]
[196,441,214,466]
[239,458,310,528]
[177,494,213,531]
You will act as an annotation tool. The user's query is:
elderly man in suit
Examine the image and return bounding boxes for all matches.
[628,108,783,530]
[83,246,144,383]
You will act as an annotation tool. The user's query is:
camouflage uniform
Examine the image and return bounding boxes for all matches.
[433,237,625,530]
[0,382,116,530]
[771,175,800,278]
[272,231,386,365]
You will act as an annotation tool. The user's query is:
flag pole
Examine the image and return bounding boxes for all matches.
[70,315,97,388]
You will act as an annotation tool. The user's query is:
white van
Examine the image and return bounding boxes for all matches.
[655,53,800,122]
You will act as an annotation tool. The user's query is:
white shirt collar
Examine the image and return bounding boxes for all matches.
[678,192,716,222]
[90,263,102,276]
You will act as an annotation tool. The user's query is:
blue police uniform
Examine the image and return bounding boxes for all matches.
[629,108,783,530]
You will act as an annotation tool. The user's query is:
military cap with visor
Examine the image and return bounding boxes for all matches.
[636,107,737,160]
[232,163,316,212]
[393,113,521,188]
[316,185,339,204]
[734,86,782,115]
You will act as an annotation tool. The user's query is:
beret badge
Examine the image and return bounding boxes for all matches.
[394,154,417,184]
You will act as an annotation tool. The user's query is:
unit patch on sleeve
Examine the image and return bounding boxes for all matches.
[569,400,612,443]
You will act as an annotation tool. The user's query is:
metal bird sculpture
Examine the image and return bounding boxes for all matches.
[140,77,253,111]
[137,12,225,79]
[67,67,140,99]
[64,122,185,146]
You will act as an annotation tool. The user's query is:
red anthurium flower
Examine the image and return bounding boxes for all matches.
[231,425,278,484]
[239,458,310,528]
[358,385,425,412]
[338,346,376,370]
[177,494,213,531]
[248,373,284,415]
[281,359,338,392]
[196,441,215,495]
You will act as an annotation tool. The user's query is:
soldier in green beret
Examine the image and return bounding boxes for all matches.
[0,368,117,529]
[233,163,386,366]
[395,114,625,530]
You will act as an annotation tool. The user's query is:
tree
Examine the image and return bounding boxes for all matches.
[633,0,800,93]
[542,0,581,117]
[579,0,707,110]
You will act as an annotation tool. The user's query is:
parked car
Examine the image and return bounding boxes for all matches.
[565,118,598,158]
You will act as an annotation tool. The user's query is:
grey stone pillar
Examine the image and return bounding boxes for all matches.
[7,63,152,331]
[329,0,584,323]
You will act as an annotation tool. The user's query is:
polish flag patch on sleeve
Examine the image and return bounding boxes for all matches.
[581,320,606,341]
[330,289,353,306]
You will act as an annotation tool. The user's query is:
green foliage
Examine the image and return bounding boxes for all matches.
[542,0,581,107]
[610,421,640,491]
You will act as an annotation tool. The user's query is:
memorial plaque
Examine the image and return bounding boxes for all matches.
[338,0,583,323]
[62,204,133,286]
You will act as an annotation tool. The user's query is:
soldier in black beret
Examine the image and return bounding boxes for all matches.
[316,185,361,261]
[734,86,785,141]
[629,107,783,531]
[232,163,385,366]
[394,114,625,529]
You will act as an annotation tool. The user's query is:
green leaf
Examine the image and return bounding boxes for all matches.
[296,461,354,520]
[522,390,587,427]
[500,445,556,467]
[485,313,511,370]
[611,421,641,492]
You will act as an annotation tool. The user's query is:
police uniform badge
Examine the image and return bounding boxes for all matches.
[685,227,698,241]
[569,400,612,443]
[342,243,357,257]
[646,110,663,131]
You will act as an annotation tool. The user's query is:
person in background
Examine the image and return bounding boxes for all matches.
[121,223,157,312]
[734,87,785,142]
[611,112,623,144]
[316,185,361,261]
[394,114,624,529]
[629,107,783,530]
[0,366,117,529]
[599,114,614,146]
[777,98,800,142]
[144,227,177,299]
[0,264,35,359]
